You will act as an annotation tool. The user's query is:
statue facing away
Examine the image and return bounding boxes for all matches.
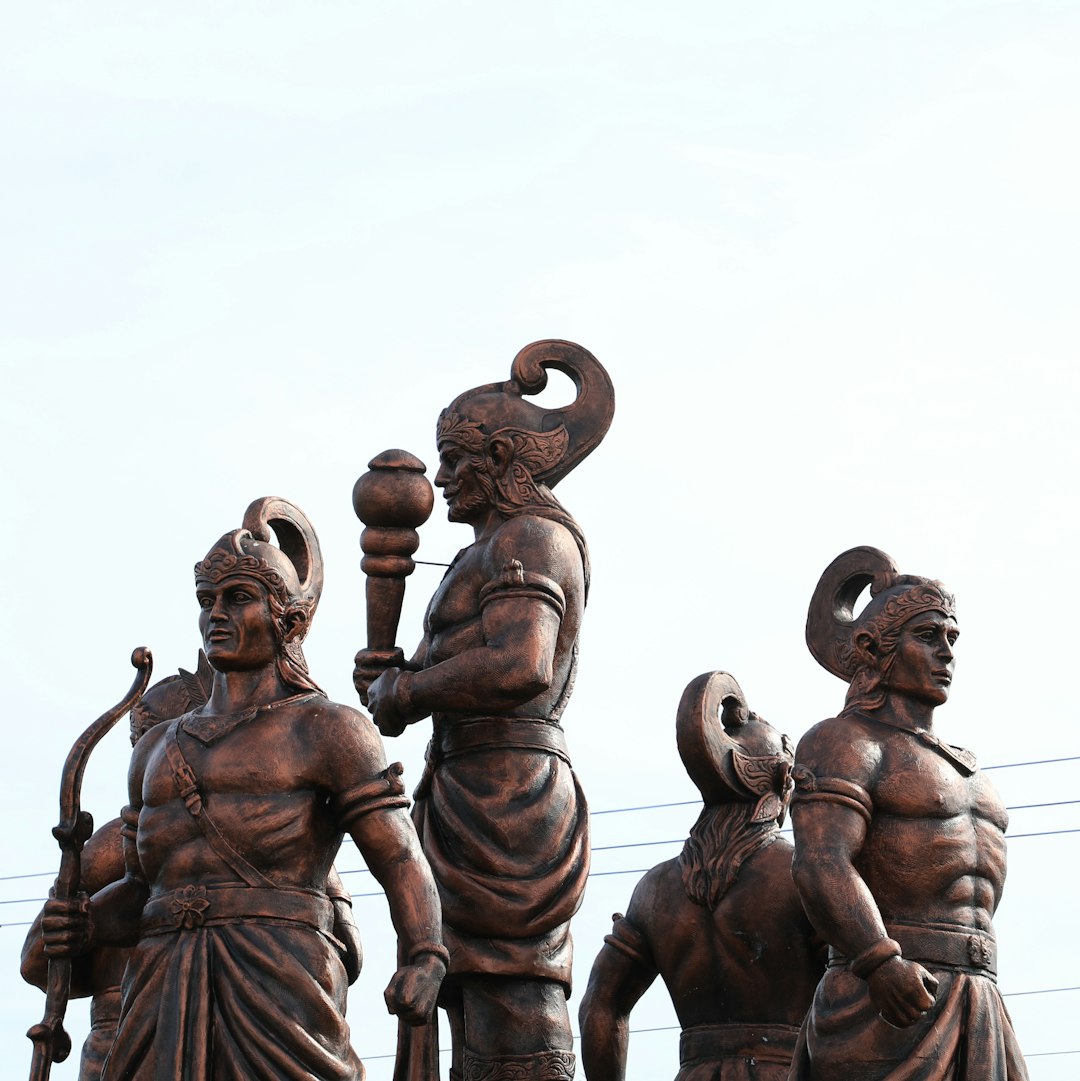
[42,497,445,1081]
[578,671,823,1081]
[789,546,1029,1080]
[354,340,615,1081]
[23,657,363,1081]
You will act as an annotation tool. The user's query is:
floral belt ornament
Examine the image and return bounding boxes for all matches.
[968,934,994,969]
[169,884,210,929]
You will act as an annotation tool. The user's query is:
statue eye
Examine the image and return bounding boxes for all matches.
[198,596,213,609]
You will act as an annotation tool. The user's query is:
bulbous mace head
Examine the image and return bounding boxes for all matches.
[353,449,435,529]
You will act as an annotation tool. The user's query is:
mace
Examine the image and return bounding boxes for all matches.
[352,449,434,695]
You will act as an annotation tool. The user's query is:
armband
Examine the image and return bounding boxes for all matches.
[334,763,410,830]
[409,941,450,968]
[603,912,657,974]
[479,560,566,621]
[850,937,902,979]
[791,766,873,825]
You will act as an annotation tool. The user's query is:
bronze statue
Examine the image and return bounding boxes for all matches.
[578,672,823,1081]
[789,546,1028,1080]
[41,498,445,1081]
[354,340,615,1081]
[23,657,363,1081]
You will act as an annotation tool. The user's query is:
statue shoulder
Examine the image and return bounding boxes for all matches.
[486,514,584,583]
[306,699,390,776]
[795,715,885,790]
[625,857,684,931]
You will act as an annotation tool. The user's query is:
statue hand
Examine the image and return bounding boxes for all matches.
[353,647,406,706]
[867,956,938,1027]
[383,954,446,1025]
[366,668,408,737]
[41,892,93,958]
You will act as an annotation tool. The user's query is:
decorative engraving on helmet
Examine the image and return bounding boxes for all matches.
[194,550,291,607]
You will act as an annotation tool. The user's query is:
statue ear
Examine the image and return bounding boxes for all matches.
[486,434,515,478]
[282,606,309,643]
[853,629,879,666]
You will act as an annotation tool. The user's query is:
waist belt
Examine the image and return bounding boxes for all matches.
[142,885,334,937]
[89,987,122,1027]
[679,1023,800,1067]
[830,922,998,978]
[438,717,571,765]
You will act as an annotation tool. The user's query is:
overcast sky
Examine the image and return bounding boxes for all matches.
[2,2,1078,1078]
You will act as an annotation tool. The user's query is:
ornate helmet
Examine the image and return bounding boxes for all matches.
[194,497,324,692]
[676,671,795,826]
[805,545,956,683]
[436,339,615,489]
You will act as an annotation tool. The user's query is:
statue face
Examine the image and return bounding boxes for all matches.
[885,610,959,705]
[197,575,279,672]
[434,440,494,524]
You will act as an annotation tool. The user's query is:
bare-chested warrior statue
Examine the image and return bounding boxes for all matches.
[578,671,823,1081]
[789,546,1028,1080]
[43,497,445,1080]
[354,340,615,1081]
[24,657,363,1081]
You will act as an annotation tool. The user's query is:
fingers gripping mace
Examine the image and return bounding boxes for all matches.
[353,450,434,692]
[28,647,153,1081]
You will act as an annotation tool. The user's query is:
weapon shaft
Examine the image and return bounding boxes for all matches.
[27,647,153,1081]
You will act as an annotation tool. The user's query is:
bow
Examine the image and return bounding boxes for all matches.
[27,646,153,1081]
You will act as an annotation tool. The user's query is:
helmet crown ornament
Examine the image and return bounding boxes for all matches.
[194,496,324,621]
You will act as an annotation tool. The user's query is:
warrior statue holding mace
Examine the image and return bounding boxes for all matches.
[354,340,615,1081]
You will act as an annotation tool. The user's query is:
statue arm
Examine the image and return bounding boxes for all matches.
[400,593,560,718]
[579,913,658,1081]
[40,739,156,958]
[328,711,445,1022]
[790,729,937,1027]
[22,822,125,993]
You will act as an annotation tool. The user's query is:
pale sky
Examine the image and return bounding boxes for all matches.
[2,2,1078,1078]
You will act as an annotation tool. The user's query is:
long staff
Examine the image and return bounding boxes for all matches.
[27,646,153,1081]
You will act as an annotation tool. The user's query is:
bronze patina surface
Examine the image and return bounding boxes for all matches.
[790,546,1028,1080]
[41,499,445,1081]
[355,340,614,1081]
[579,671,823,1081]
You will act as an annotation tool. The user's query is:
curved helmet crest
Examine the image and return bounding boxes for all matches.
[436,339,615,488]
[805,545,956,683]
[676,671,794,826]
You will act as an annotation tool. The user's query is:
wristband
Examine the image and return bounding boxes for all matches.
[394,670,416,718]
[850,937,902,979]
[409,941,450,968]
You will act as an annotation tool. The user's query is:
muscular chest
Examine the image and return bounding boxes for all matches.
[141,719,319,808]
[874,743,1007,830]
[424,547,490,656]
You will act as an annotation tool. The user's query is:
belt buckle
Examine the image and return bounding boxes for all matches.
[967,934,993,969]
[169,884,210,929]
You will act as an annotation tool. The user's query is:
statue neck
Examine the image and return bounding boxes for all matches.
[878,693,937,734]
[205,665,291,716]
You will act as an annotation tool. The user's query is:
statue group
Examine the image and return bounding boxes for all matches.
[25,341,1028,1081]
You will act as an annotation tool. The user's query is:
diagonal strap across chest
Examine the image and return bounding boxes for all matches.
[163,720,277,889]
